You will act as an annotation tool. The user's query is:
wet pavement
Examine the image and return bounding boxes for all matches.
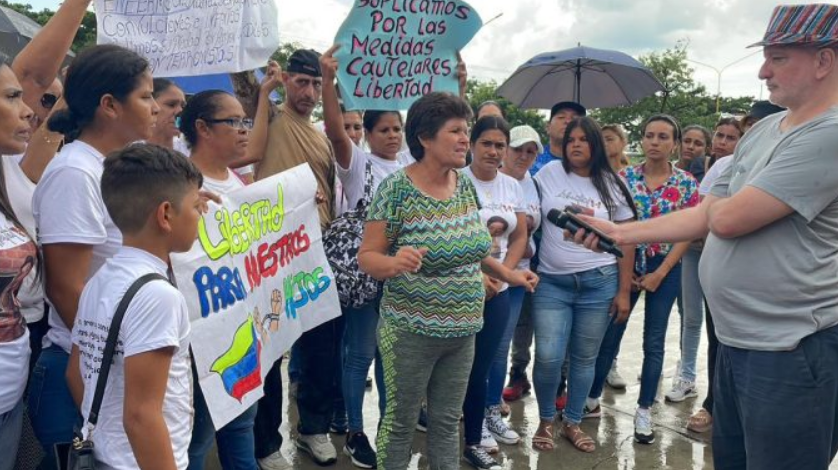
[206,297,838,470]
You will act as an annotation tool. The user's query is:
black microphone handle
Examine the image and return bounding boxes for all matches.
[565,219,624,258]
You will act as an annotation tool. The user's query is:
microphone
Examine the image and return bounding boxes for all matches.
[546,208,624,258]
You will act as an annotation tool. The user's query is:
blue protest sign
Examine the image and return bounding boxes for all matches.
[334,0,482,111]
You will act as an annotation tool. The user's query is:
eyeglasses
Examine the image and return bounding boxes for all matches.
[41,93,59,110]
[203,117,254,130]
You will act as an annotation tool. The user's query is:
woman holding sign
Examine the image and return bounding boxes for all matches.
[358,92,538,470]
[179,88,258,470]
[320,45,413,470]
[178,63,284,470]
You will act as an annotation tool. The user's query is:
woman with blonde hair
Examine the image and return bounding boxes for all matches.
[601,124,629,171]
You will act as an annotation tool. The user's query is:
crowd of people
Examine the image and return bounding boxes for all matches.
[2,2,838,470]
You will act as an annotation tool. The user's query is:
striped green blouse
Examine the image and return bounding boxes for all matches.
[367,169,492,338]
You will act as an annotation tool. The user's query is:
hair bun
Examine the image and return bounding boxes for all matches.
[47,109,79,135]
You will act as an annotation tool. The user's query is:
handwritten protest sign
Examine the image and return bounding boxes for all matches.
[172,164,341,427]
[334,0,482,110]
[95,0,279,77]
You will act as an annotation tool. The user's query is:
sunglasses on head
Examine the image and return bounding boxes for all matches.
[41,93,59,109]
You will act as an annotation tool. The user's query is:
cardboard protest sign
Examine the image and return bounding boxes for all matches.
[334,0,482,110]
[172,164,340,427]
[95,0,279,77]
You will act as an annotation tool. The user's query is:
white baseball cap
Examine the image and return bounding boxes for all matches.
[509,125,544,154]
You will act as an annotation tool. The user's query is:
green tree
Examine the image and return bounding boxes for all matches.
[0,0,96,52]
[270,41,303,70]
[591,42,754,148]
[464,78,547,142]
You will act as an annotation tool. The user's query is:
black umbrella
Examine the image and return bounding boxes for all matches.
[0,6,74,63]
[497,45,664,109]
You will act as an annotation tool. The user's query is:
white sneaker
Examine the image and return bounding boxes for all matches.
[582,398,602,419]
[485,406,520,445]
[606,363,627,389]
[634,408,655,444]
[296,433,337,465]
[665,379,698,403]
[258,451,293,470]
[480,419,499,453]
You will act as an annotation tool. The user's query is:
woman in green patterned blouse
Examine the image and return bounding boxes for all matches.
[359,92,538,470]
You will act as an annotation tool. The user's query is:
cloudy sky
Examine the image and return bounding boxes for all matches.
[27,0,838,99]
[269,0,821,100]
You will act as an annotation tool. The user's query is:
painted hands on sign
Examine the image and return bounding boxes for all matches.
[321,45,340,82]
[565,214,623,252]
[391,246,428,276]
[260,60,282,94]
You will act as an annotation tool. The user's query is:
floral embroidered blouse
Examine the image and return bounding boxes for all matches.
[620,163,699,273]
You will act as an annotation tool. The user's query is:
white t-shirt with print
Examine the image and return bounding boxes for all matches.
[73,247,191,470]
[336,144,415,210]
[535,161,633,275]
[3,156,44,323]
[33,140,123,353]
[0,213,35,414]
[516,173,542,271]
[462,167,524,291]
[202,169,246,195]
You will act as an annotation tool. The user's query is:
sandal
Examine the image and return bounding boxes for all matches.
[561,422,595,453]
[687,408,713,433]
[500,402,511,417]
[532,421,554,451]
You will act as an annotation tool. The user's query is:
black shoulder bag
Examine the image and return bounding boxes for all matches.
[323,159,382,309]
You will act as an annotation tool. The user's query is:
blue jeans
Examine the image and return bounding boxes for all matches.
[0,397,24,470]
[188,365,258,470]
[27,345,78,470]
[713,324,838,470]
[678,245,704,382]
[486,287,526,407]
[342,299,385,433]
[463,291,509,445]
[532,265,618,423]
[589,255,682,408]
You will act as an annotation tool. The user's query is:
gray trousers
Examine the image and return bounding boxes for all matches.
[376,320,475,470]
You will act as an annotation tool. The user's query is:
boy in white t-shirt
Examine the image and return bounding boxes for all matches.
[66,144,204,470]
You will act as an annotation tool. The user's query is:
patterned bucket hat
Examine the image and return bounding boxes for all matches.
[749,4,838,48]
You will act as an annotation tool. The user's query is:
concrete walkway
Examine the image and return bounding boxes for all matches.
[206,297,838,470]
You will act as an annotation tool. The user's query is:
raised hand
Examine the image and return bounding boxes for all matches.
[320,44,340,82]
[260,60,282,94]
